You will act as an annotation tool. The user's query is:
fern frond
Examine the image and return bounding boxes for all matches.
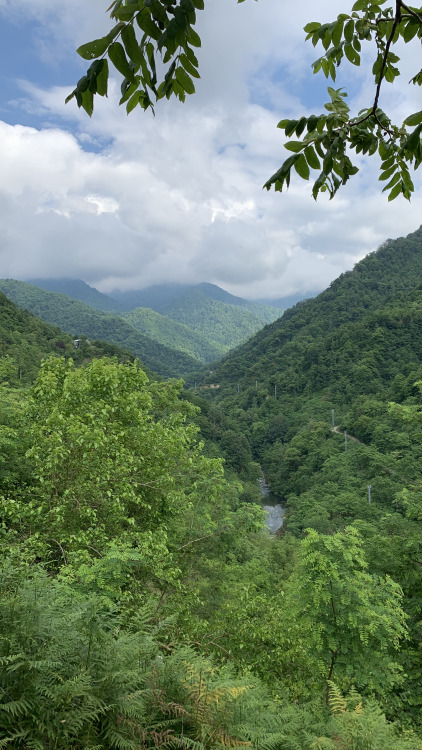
[327,682,346,714]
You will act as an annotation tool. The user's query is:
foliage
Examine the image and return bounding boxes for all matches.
[0,279,201,378]
[285,527,407,699]
[1,356,225,569]
[123,306,224,363]
[69,1,422,200]
[311,684,422,750]
[265,0,422,200]
[0,563,288,750]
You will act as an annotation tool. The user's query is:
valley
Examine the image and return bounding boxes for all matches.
[1,227,422,748]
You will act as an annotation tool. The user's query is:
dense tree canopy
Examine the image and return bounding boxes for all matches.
[68,0,422,200]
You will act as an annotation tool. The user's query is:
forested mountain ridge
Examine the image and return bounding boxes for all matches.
[200,226,422,387]
[122,306,224,362]
[163,288,279,349]
[0,279,201,378]
[0,291,135,383]
[9,277,281,366]
[28,278,124,313]
[110,280,281,322]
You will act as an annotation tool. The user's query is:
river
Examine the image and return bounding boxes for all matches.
[258,476,285,534]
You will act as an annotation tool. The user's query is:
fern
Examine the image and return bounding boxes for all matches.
[327,681,346,714]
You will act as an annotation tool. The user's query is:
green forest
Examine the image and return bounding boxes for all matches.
[1,228,422,748]
[0,280,281,375]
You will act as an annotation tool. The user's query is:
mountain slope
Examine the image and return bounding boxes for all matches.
[122,307,223,363]
[110,283,192,313]
[194,283,282,323]
[202,226,422,388]
[0,292,135,384]
[164,289,279,351]
[0,280,201,378]
[28,278,124,313]
[110,282,280,322]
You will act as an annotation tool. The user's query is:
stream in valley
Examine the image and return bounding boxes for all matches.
[258,475,285,534]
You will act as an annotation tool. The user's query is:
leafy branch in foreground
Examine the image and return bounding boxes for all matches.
[264,0,422,200]
[68,0,422,201]
[66,0,206,116]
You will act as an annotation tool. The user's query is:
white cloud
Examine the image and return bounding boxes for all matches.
[0,0,420,299]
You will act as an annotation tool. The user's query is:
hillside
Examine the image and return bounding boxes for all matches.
[122,307,223,363]
[109,280,281,323]
[0,291,135,383]
[164,288,279,351]
[0,280,201,378]
[20,279,281,362]
[201,227,422,388]
[28,278,123,313]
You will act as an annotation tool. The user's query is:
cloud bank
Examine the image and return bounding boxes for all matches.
[0,0,420,299]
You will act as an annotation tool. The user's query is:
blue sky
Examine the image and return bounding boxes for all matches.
[0,0,420,298]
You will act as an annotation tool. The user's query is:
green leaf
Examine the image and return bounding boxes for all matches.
[304,22,321,33]
[284,141,305,153]
[344,43,358,65]
[77,37,109,61]
[332,20,344,48]
[80,88,94,117]
[108,42,136,82]
[121,24,143,65]
[187,27,201,47]
[294,154,310,180]
[403,111,422,127]
[126,90,141,114]
[295,117,307,137]
[113,4,139,20]
[307,115,319,132]
[175,66,195,94]
[179,53,200,78]
[404,124,422,152]
[304,145,321,169]
[285,120,299,137]
[96,59,109,97]
[379,165,397,181]
[344,19,354,42]
[185,47,199,66]
[137,12,162,41]
[382,172,400,191]
[388,181,403,201]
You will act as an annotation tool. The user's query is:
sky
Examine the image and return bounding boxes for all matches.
[0,0,420,300]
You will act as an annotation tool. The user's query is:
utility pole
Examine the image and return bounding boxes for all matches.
[367,484,372,504]
[237,383,240,394]
[344,430,348,452]
[256,380,258,388]
[331,409,335,428]
[274,384,277,399]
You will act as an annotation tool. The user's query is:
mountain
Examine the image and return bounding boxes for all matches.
[110,282,281,324]
[0,291,135,384]
[0,280,201,378]
[28,278,124,313]
[252,291,318,309]
[122,307,223,363]
[27,279,282,362]
[110,283,192,313]
[162,288,280,351]
[201,227,422,390]
[195,228,422,496]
